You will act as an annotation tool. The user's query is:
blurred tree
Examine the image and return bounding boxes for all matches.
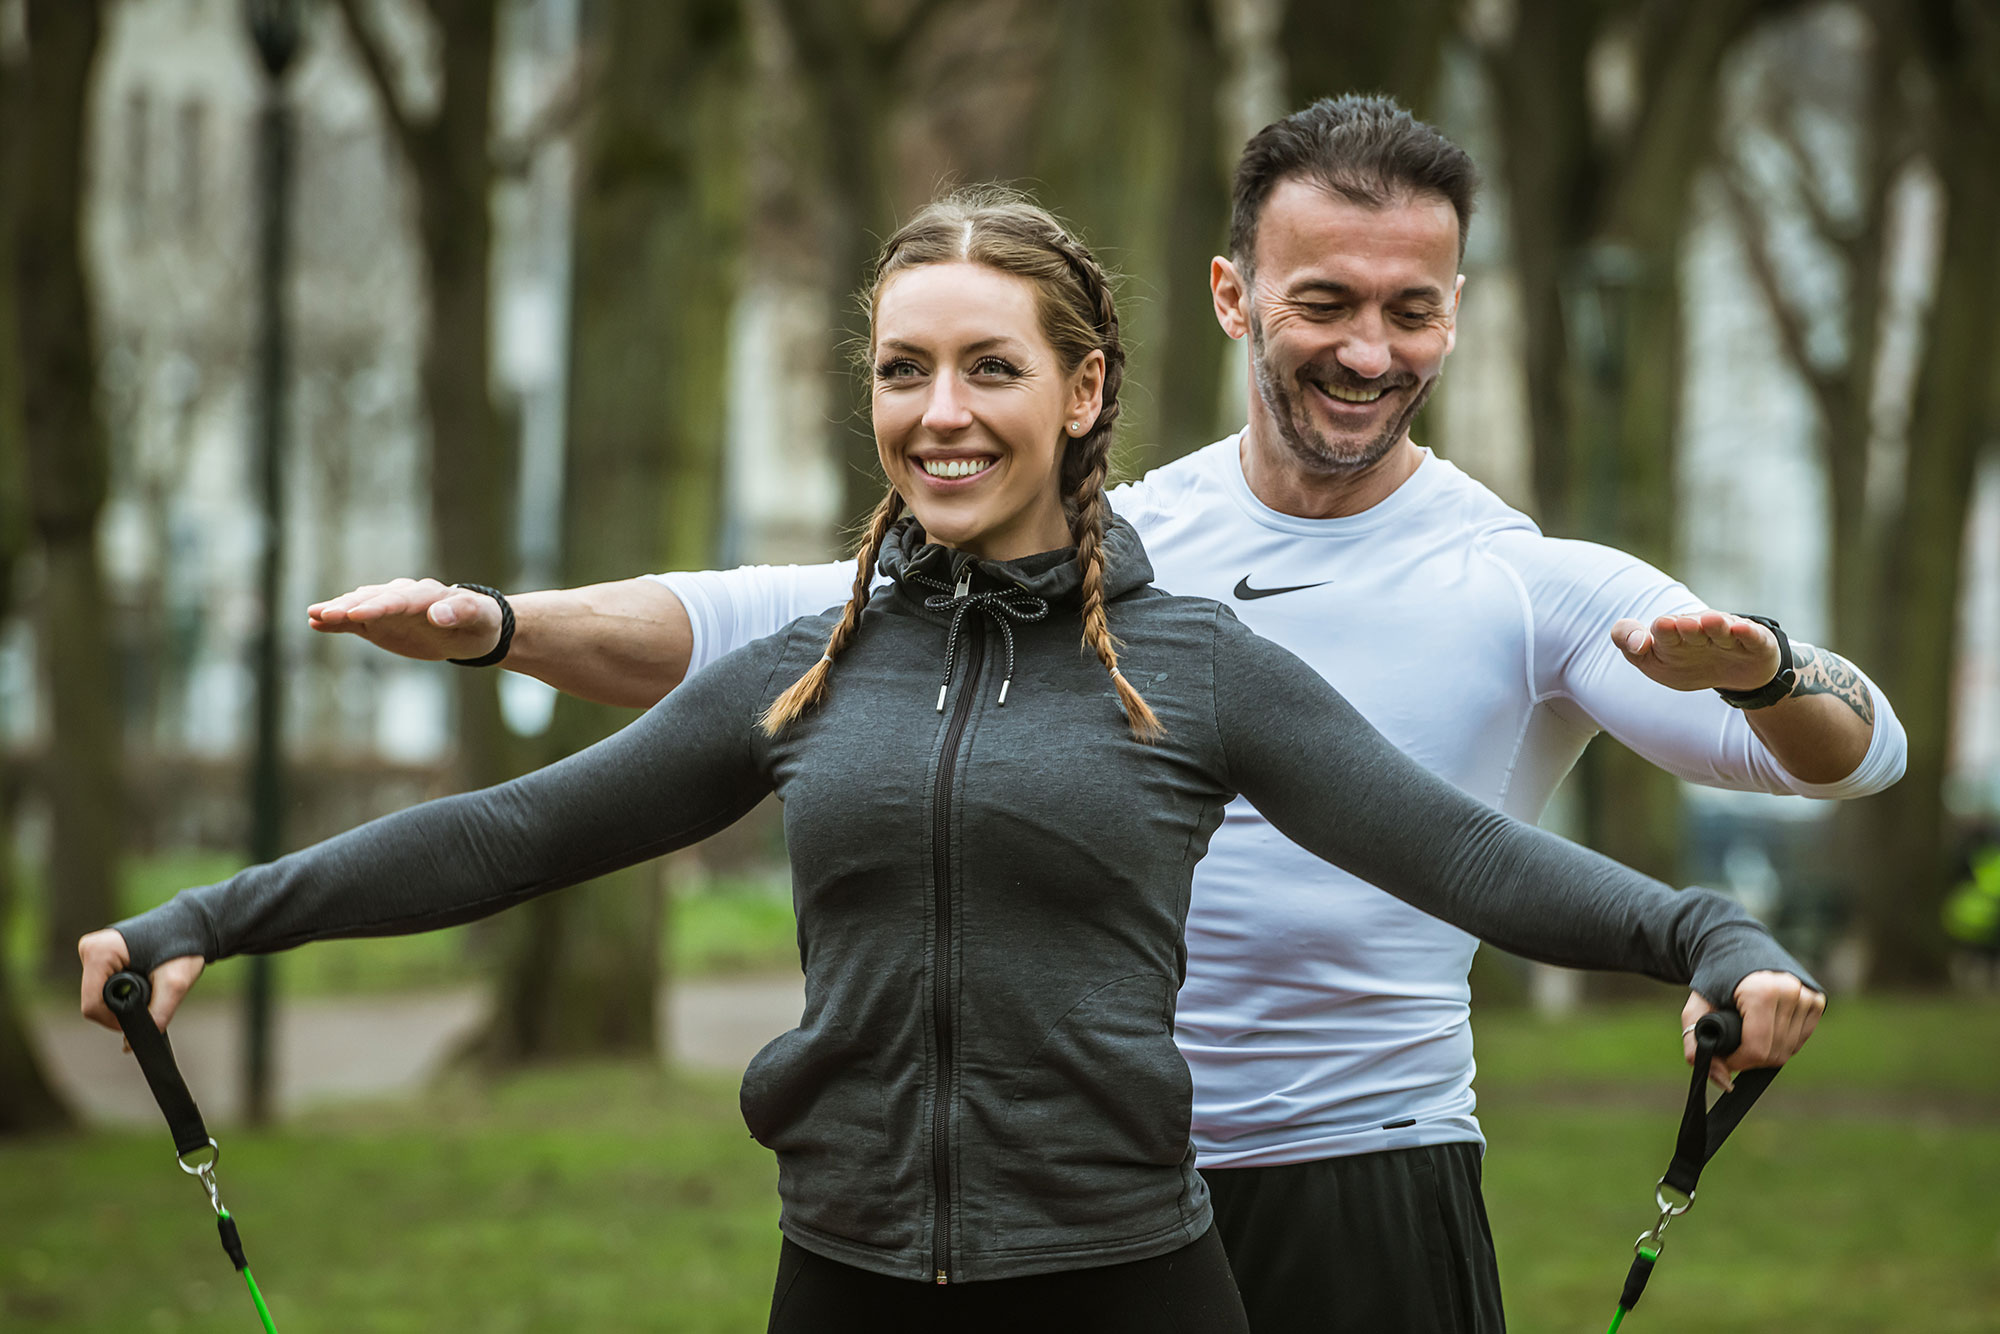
[769,0,948,527]
[1856,0,1999,986]
[1477,0,1777,885]
[1280,0,1456,118]
[1719,0,1999,987]
[1034,0,1230,471]
[470,0,745,1065]
[332,0,514,795]
[12,0,123,980]
[0,12,75,1135]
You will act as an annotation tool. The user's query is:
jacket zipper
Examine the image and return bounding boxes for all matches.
[929,578,984,1285]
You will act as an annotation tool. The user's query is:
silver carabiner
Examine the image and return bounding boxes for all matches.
[177,1137,226,1216]
[1635,1181,1695,1256]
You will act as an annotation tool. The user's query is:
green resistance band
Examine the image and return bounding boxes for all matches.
[1602,1008,1780,1332]
[221,1209,279,1331]
[104,970,280,1333]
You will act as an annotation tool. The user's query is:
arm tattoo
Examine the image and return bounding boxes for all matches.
[1786,643,1875,727]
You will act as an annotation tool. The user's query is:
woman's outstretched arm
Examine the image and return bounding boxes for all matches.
[1208,608,1823,1066]
[100,630,790,982]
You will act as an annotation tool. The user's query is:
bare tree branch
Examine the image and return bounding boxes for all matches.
[490,48,599,179]
[1761,105,1853,249]
[1716,153,1843,426]
[331,0,424,165]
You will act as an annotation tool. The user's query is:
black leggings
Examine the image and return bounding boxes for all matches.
[764,1226,1250,1334]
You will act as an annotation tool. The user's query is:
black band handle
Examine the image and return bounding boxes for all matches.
[104,970,212,1158]
[1693,1007,1742,1058]
[1661,1004,1780,1199]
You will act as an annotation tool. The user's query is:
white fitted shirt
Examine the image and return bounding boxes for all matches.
[652,437,1905,1167]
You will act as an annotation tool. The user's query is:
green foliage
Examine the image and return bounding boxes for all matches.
[3,1001,1996,1329]
[1944,847,2000,947]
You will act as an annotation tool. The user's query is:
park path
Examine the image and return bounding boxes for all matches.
[32,972,806,1128]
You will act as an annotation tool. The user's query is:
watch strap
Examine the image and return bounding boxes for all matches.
[445,584,516,667]
[1715,614,1795,710]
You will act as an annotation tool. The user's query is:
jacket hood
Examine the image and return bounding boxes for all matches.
[877,513,1155,604]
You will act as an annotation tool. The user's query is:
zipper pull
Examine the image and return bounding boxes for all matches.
[954,572,971,599]
[935,1269,949,1286]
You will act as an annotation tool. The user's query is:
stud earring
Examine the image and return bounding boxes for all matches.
[1069,421,1083,434]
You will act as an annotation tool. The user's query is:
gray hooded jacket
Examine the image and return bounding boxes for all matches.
[118,516,1815,1284]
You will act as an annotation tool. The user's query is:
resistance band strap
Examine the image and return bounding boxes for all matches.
[1611,1008,1782,1326]
[1662,1012,1780,1200]
[102,970,212,1158]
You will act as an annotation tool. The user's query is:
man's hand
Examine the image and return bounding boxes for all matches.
[307,578,502,663]
[78,929,206,1038]
[1681,971,1824,1091]
[1613,610,1782,693]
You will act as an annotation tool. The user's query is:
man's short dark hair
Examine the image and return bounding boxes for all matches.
[1229,94,1479,270]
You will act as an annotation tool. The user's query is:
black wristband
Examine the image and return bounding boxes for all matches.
[1715,614,1796,710]
[446,584,515,667]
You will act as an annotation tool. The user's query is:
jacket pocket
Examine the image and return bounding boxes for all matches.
[990,974,1194,1236]
[740,1026,917,1246]
[740,1026,891,1146]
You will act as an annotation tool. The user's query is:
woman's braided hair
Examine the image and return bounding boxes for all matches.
[760,186,1162,742]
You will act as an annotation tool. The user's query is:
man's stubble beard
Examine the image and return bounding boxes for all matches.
[1249,312,1438,477]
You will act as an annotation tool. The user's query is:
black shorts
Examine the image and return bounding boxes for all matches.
[764,1225,1250,1334]
[1205,1142,1505,1334]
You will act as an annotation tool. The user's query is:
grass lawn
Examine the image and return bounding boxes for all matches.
[1472,999,2000,1332]
[4,1001,1996,1331]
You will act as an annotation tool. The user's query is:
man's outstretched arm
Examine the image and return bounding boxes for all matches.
[308,578,695,709]
[1612,609,1886,787]
[309,562,860,709]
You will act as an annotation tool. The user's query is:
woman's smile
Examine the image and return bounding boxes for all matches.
[914,453,1001,484]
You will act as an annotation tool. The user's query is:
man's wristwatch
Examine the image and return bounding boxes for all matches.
[1715,614,1796,710]
[445,583,516,667]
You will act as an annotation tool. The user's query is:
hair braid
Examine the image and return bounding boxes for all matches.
[760,488,905,736]
[1048,232,1125,509]
[1071,453,1163,743]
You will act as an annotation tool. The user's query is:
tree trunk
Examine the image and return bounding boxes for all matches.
[1152,0,1230,462]
[1853,14,1999,987]
[0,829,70,1134]
[1279,0,1454,118]
[334,0,514,796]
[412,0,513,795]
[1030,0,1226,473]
[1485,0,1763,887]
[0,28,76,1135]
[476,0,743,1065]
[1482,0,1597,537]
[771,0,941,529]
[14,0,121,979]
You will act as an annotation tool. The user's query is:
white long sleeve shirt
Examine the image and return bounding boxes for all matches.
[652,437,1905,1167]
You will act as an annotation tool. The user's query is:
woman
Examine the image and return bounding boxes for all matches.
[82,190,1819,1333]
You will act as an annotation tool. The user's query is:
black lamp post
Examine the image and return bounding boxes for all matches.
[242,0,302,1128]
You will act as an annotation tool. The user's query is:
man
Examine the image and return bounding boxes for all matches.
[310,97,1896,1331]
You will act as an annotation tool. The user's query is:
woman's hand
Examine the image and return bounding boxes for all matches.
[1681,970,1825,1090]
[77,929,205,1036]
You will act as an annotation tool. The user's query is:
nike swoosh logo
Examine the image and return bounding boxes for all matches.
[1233,576,1331,601]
